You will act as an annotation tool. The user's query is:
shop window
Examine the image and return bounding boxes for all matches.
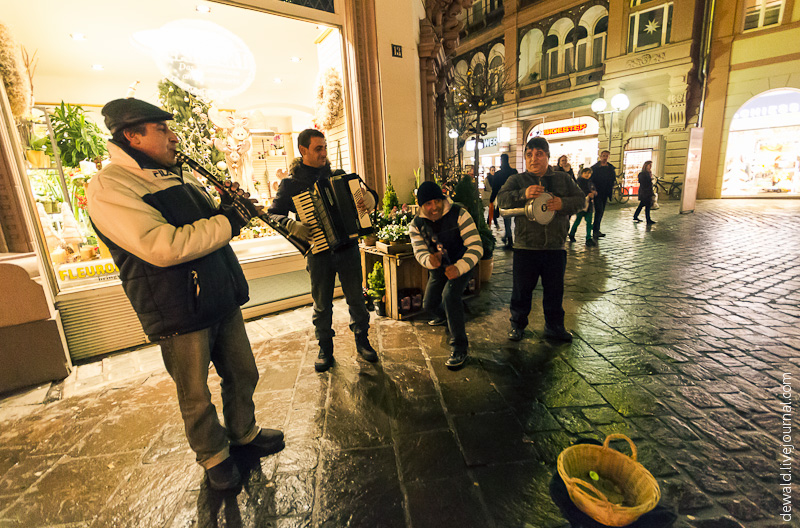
[628,3,673,53]
[743,0,784,31]
[280,0,334,13]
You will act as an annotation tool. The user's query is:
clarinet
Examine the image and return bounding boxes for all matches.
[176,152,312,256]
[418,223,451,268]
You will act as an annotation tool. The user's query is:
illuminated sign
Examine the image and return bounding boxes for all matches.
[543,124,588,135]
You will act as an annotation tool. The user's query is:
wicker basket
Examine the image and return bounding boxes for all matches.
[556,434,661,527]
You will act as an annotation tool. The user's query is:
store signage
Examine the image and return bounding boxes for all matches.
[58,262,120,282]
[731,89,800,131]
[133,20,256,101]
[465,136,497,151]
[544,124,587,136]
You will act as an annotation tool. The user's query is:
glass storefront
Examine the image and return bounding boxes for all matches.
[3,0,353,358]
[723,89,800,196]
[526,116,599,174]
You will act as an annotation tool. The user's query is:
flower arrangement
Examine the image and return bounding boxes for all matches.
[376,222,409,243]
[313,67,343,131]
[0,22,32,119]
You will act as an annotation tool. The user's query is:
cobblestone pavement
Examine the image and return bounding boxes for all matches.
[1,199,799,528]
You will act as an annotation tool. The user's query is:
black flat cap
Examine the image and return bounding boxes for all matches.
[102,98,173,134]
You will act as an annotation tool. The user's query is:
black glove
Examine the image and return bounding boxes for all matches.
[219,190,259,237]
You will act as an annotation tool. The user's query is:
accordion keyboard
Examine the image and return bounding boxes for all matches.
[292,191,332,254]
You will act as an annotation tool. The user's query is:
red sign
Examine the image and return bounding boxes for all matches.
[543,124,588,136]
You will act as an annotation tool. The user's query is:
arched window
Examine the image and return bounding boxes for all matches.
[518,28,544,85]
[577,6,608,70]
[543,34,560,79]
[489,55,504,93]
[593,16,608,66]
[545,18,574,79]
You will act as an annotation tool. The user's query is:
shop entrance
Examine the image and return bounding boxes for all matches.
[526,116,599,174]
[723,89,800,196]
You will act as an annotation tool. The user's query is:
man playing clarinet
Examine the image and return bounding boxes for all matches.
[409,181,483,370]
[86,98,284,491]
[268,129,379,372]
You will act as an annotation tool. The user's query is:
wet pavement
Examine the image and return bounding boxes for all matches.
[1,198,799,528]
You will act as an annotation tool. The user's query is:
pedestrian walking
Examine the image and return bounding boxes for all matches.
[409,181,483,370]
[86,98,284,491]
[267,129,379,373]
[590,150,616,239]
[633,160,657,224]
[497,136,585,343]
[491,153,518,249]
[568,167,597,246]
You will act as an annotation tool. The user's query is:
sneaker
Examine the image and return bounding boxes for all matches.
[315,339,334,372]
[585,239,596,247]
[508,326,524,341]
[206,457,240,491]
[234,428,285,457]
[428,318,447,327]
[543,324,573,342]
[355,333,379,362]
[445,349,468,370]
[568,234,576,242]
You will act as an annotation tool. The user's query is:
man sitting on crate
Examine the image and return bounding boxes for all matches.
[409,181,483,370]
[267,128,378,372]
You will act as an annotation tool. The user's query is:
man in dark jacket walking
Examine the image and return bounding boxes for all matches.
[87,98,284,491]
[497,137,585,342]
[268,129,378,372]
[489,153,518,249]
[589,150,616,239]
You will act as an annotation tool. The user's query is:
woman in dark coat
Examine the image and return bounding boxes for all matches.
[555,155,575,180]
[633,160,656,224]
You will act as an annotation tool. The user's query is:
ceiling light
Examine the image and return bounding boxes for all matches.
[70,33,86,41]
[290,57,301,63]
[196,4,211,13]
[91,64,104,71]
[273,77,282,84]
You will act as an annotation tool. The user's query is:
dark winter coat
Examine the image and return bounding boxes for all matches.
[638,170,654,203]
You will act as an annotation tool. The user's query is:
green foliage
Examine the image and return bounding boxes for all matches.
[366,262,385,299]
[452,174,495,259]
[382,173,399,216]
[48,102,107,167]
[27,131,48,151]
[157,79,226,179]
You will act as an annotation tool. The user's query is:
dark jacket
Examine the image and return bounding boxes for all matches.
[576,177,596,214]
[496,166,586,250]
[488,166,518,203]
[590,162,616,203]
[637,170,654,202]
[555,165,575,181]
[87,142,248,340]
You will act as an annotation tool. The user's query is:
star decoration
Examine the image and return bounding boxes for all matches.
[644,18,660,34]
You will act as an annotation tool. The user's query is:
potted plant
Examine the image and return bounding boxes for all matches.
[25,131,50,168]
[453,172,495,283]
[49,102,107,168]
[367,261,386,316]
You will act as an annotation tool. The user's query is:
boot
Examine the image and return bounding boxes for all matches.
[315,338,334,372]
[355,332,379,362]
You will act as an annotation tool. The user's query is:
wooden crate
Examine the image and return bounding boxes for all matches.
[361,246,428,320]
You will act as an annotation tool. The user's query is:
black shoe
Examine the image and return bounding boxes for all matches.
[428,318,447,327]
[568,234,576,242]
[445,349,468,370]
[206,457,241,490]
[355,333,379,362]
[633,218,642,223]
[646,220,656,225]
[233,428,285,457]
[508,326,524,341]
[585,239,596,247]
[315,339,334,372]
[505,242,513,250]
[595,232,606,238]
[543,324,573,342]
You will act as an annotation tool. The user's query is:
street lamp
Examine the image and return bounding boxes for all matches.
[449,128,459,167]
[591,94,630,151]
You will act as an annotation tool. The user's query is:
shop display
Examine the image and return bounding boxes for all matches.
[723,126,800,196]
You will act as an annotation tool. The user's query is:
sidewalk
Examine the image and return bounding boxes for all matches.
[1,198,799,527]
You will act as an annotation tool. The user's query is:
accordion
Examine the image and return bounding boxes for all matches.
[292,173,375,254]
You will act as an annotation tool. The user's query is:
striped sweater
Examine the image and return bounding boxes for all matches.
[409,201,483,277]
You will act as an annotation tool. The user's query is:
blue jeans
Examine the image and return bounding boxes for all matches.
[306,243,370,342]
[159,308,259,469]
[424,267,472,353]
[510,249,566,330]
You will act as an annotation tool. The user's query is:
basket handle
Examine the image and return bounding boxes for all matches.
[566,476,611,504]
[602,433,637,462]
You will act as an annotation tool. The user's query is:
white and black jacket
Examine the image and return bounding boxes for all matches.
[86,141,248,340]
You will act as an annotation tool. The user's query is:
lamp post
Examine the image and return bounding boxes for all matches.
[591,94,630,152]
